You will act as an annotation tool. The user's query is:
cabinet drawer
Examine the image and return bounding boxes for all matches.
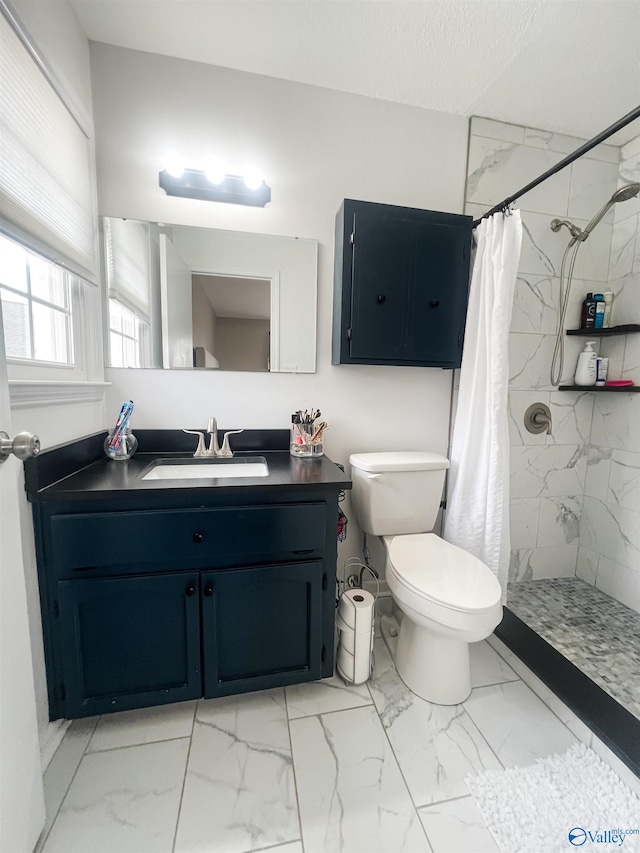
[50,503,327,570]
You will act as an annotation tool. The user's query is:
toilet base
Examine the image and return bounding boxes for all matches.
[387,615,471,705]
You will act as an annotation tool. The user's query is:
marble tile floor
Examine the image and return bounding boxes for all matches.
[508,577,640,719]
[37,634,639,853]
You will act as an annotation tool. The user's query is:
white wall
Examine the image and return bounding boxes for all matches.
[9,1,107,759]
[92,43,468,570]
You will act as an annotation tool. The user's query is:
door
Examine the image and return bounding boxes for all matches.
[0,303,45,850]
[202,562,324,698]
[57,572,202,717]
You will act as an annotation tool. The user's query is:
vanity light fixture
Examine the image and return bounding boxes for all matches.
[159,164,271,207]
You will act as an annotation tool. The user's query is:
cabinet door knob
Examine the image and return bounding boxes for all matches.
[203,585,213,597]
[376,294,386,304]
[430,299,440,308]
[185,583,196,597]
[192,532,204,543]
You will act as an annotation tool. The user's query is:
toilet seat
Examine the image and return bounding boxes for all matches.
[384,533,502,614]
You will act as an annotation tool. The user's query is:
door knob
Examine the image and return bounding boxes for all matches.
[0,431,40,463]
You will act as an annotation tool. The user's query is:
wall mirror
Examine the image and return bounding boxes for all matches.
[101,217,318,372]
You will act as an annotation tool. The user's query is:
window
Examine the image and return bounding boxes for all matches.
[108,299,147,368]
[0,233,73,363]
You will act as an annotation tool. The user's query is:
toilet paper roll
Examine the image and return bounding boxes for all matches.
[337,588,375,631]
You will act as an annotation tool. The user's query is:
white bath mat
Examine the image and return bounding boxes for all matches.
[466,743,640,853]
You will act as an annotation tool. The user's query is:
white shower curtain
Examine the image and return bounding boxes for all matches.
[444,211,522,601]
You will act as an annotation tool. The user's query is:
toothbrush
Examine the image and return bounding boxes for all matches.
[109,400,134,450]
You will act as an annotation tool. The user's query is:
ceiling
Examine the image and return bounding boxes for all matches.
[193,274,271,320]
[70,0,640,144]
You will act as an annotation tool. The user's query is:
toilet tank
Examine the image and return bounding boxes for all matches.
[349,452,450,536]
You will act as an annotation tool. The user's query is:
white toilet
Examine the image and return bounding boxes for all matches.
[349,451,502,705]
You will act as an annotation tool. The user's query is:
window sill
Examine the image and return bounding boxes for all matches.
[8,380,111,409]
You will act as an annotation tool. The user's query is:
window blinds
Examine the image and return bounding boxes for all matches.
[0,13,97,280]
[104,217,151,322]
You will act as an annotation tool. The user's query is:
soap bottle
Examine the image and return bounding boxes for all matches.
[580,293,596,329]
[594,294,605,329]
[574,341,598,386]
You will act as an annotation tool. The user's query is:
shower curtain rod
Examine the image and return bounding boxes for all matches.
[472,104,640,227]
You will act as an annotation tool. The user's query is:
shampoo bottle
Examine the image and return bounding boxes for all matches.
[574,341,598,386]
[580,293,596,329]
[603,291,613,327]
[594,294,605,329]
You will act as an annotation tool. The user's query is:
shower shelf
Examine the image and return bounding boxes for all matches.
[558,384,639,392]
[566,324,640,336]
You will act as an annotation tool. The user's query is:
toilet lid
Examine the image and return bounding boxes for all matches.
[387,534,502,613]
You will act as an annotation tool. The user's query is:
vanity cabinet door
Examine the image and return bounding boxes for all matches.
[201,562,324,698]
[56,572,201,717]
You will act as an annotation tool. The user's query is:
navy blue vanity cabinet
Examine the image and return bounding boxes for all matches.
[57,572,202,717]
[31,476,343,720]
[332,199,472,367]
[201,561,323,698]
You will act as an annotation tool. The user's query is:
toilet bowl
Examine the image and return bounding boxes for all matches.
[349,451,503,705]
[383,533,502,704]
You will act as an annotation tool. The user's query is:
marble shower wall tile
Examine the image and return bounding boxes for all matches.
[605,274,639,328]
[616,136,640,221]
[580,495,640,572]
[509,542,578,582]
[622,334,640,383]
[584,445,613,501]
[470,116,524,144]
[290,703,430,853]
[595,556,640,613]
[508,333,556,390]
[510,445,586,499]
[590,393,640,451]
[570,216,613,282]
[547,391,594,445]
[524,127,618,164]
[576,545,599,585]
[607,449,640,513]
[609,214,638,280]
[600,336,626,380]
[510,498,540,549]
[175,689,299,853]
[519,210,568,276]
[511,273,559,334]
[537,495,582,546]
[467,136,570,216]
[568,158,619,222]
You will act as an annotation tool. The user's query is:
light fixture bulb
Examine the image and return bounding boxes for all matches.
[243,167,264,191]
[163,154,186,179]
[203,160,226,185]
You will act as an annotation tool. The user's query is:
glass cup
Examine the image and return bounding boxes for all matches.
[290,421,323,457]
[104,427,138,461]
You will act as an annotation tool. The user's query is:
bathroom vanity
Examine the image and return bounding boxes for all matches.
[25,430,350,720]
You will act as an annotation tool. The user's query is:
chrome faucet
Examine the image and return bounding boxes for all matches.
[183,418,244,457]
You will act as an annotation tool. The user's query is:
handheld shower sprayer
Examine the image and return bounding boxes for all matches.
[550,182,640,245]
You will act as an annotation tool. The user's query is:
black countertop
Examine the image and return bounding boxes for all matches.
[25,430,351,502]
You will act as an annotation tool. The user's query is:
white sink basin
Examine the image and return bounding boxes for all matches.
[142,458,269,481]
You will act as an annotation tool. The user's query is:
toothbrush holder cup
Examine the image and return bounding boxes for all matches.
[290,421,324,458]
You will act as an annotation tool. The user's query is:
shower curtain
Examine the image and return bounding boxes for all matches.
[444,211,522,601]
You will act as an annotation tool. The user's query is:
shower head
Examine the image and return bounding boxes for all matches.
[581,182,640,239]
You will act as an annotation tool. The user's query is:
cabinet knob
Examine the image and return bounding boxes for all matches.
[192,532,204,543]
[376,294,386,304]
[185,583,196,597]
[203,585,214,597]
[430,299,441,308]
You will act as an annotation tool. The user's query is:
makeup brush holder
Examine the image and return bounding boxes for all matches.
[290,422,323,458]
